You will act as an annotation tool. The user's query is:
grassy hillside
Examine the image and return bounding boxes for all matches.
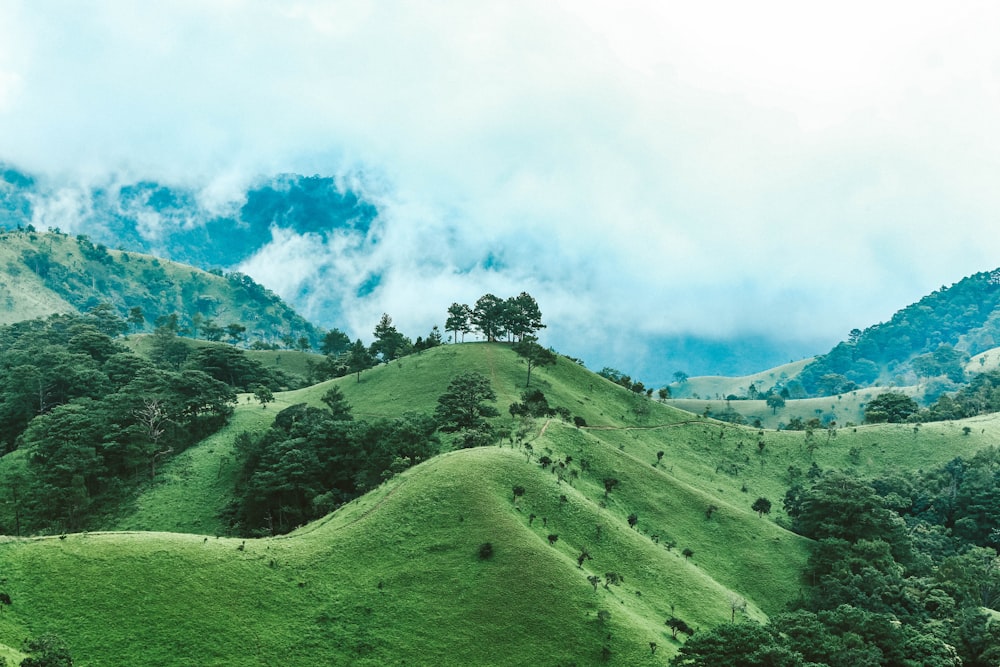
[5,342,1000,664]
[668,359,811,400]
[0,229,320,345]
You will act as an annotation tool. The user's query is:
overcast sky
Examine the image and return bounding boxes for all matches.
[2,1,1000,375]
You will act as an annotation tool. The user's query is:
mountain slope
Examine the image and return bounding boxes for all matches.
[0,229,320,345]
[6,342,1000,663]
[799,268,1000,395]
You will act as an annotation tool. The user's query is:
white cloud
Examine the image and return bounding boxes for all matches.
[3,1,1000,372]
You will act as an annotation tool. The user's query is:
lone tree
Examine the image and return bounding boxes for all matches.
[627,512,638,529]
[602,477,620,498]
[512,485,526,503]
[666,616,693,639]
[435,372,500,434]
[766,394,786,414]
[253,385,274,408]
[346,339,375,382]
[511,335,557,387]
[752,497,772,517]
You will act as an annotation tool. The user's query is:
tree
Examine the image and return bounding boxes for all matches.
[505,292,545,341]
[674,371,689,384]
[445,303,472,343]
[434,372,499,433]
[511,336,557,387]
[320,386,353,421]
[20,634,73,667]
[320,328,351,356]
[253,385,274,408]
[752,497,772,517]
[602,477,619,498]
[682,547,694,560]
[864,392,919,423]
[766,394,786,414]
[471,294,506,341]
[627,513,638,529]
[347,339,374,382]
[370,313,408,362]
[225,323,247,345]
[127,306,145,331]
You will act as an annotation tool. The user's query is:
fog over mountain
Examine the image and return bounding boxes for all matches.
[3,2,1000,382]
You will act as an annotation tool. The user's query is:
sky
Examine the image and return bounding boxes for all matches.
[2,1,1000,380]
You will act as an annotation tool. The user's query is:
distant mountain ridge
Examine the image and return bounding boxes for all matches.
[1,163,376,270]
[796,268,1000,396]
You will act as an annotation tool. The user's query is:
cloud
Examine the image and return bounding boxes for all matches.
[3,1,1000,375]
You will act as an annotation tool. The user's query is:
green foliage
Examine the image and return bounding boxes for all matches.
[20,634,72,667]
[863,392,919,423]
[511,335,557,387]
[229,403,439,534]
[433,372,499,434]
[799,269,1000,396]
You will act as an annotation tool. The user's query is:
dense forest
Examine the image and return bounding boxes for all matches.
[674,452,1000,665]
[799,270,1000,397]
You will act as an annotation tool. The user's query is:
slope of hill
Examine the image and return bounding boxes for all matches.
[666,359,811,401]
[799,268,1000,395]
[2,341,1000,663]
[0,229,321,345]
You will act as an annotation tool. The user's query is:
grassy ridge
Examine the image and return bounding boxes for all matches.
[6,342,1000,664]
[0,448,772,665]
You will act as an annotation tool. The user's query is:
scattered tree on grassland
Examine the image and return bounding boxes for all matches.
[347,339,374,382]
[511,335,557,387]
[752,497,772,517]
[864,392,919,423]
[253,385,274,408]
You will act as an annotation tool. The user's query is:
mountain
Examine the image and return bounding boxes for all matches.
[797,268,1000,396]
[0,229,320,346]
[2,161,821,380]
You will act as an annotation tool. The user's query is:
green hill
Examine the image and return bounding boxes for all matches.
[0,342,989,664]
[0,228,320,346]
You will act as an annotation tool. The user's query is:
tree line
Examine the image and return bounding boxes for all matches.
[672,459,1000,665]
[0,308,293,533]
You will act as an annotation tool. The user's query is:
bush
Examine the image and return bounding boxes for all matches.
[478,542,494,560]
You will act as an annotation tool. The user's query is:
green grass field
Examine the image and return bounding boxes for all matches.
[3,342,1000,664]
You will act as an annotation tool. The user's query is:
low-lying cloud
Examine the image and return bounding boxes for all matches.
[3,1,1000,378]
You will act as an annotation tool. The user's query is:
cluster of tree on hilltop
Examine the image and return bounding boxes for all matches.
[674,459,1000,665]
[445,292,544,343]
[303,293,546,384]
[798,270,1000,397]
[0,308,294,534]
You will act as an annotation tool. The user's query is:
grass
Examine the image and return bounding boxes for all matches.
[5,342,1000,664]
